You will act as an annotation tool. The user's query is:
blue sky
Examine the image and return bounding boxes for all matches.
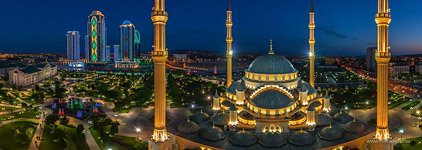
[0,0,421,56]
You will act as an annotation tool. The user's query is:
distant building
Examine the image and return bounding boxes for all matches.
[66,31,80,61]
[173,54,188,61]
[416,62,422,74]
[9,63,57,86]
[366,47,377,72]
[324,57,336,65]
[393,63,410,76]
[84,35,89,59]
[134,30,141,61]
[87,10,107,62]
[113,45,121,63]
[106,45,111,62]
[120,20,135,61]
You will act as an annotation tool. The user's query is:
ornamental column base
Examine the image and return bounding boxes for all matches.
[149,132,177,150]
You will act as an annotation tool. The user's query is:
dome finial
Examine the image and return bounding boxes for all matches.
[268,39,275,55]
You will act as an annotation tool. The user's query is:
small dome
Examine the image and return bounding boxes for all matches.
[211,113,229,126]
[316,113,333,126]
[288,130,316,146]
[177,119,200,135]
[221,100,235,110]
[229,131,258,146]
[318,125,344,141]
[190,111,209,123]
[251,89,293,109]
[258,133,288,148]
[344,120,366,134]
[199,126,226,141]
[333,112,353,123]
[297,81,317,94]
[248,54,297,74]
[306,105,315,111]
[329,106,340,116]
[122,20,132,25]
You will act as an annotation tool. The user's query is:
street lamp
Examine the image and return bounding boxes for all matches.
[136,127,141,140]
[418,117,421,128]
[399,129,404,141]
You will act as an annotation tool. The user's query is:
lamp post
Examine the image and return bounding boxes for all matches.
[136,127,141,140]
[418,117,421,128]
[399,129,404,141]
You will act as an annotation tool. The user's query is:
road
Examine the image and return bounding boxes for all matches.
[28,107,51,150]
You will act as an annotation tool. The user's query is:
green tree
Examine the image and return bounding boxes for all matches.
[59,116,69,125]
[45,114,59,125]
[109,123,119,136]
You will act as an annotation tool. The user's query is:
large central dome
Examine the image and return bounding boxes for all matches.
[247,54,297,74]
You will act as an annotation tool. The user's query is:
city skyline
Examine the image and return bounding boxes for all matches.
[0,0,421,56]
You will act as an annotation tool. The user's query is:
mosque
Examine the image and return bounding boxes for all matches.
[149,0,393,149]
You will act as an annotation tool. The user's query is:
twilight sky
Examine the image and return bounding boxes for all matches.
[0,0,421,56]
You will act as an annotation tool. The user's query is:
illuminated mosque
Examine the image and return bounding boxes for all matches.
[149,0,393,149]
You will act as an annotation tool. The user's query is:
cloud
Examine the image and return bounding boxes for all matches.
[317,27,357,40]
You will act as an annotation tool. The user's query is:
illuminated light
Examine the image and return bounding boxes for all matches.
[229,50,233,55]
[309,52,314,57]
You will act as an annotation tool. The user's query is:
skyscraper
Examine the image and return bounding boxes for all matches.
[120,20,135,61]
[113,45,121,63]
[106,45,111,62]
[366,47,377,72]
[87,10,107,62]
[84,35,89,60]
[66,31,80,61]
[308,0,316,87]
[226,0,233,87]
[134,30,141,61]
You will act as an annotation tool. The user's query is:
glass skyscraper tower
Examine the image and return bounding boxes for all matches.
[120,20,135,61]
[66,31,80,60]
[87,10,107,62]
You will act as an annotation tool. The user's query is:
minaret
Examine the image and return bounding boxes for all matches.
[374,0,392,145]
[226,0,233,87]
[150,0,173,149]
[308,0,315,87]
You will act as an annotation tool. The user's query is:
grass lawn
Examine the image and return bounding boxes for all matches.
[39,125,89,150]
[0,121,37,150]
[0,106,16,112]
[402,101,421,110]
[89,128,147,150]
[394,136,422,150]
[0,108,40,121]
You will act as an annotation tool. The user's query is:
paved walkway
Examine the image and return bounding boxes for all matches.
[28,108,50,150]
[67,117,100,150]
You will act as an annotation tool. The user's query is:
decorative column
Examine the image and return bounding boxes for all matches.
[372,0,393,149]
[212,91,221,111]
[308,0,316,87]
[226,0,233,87]
[149,0,175,149]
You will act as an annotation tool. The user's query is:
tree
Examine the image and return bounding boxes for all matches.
[109,123,119,136]
[59,116,69,125]
[45,114,59,125]
[76,124,85,139]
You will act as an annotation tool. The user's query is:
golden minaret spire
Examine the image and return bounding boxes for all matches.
[308,0,315,88]
[374,0,392,144]
[151,0,169,144]
[226,0,233,87]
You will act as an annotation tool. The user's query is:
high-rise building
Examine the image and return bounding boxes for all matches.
[106,45,111,62]
[134,30,141,61]
[308,0,316,87]
[226,0,233,87]
[120,20,135,61]
[84,35,89,60]
[66,31,80,61]
[87,10,107,62]
[113,45,121,63]
[366,47,377,72]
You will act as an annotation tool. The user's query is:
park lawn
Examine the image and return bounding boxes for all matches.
[0,121,37,150]
[0,106,16,112]
[402,101,421,110]
[394,136,422,150]
[0,109,40,121]
[89,128,147,150]
[40,125,89,150]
